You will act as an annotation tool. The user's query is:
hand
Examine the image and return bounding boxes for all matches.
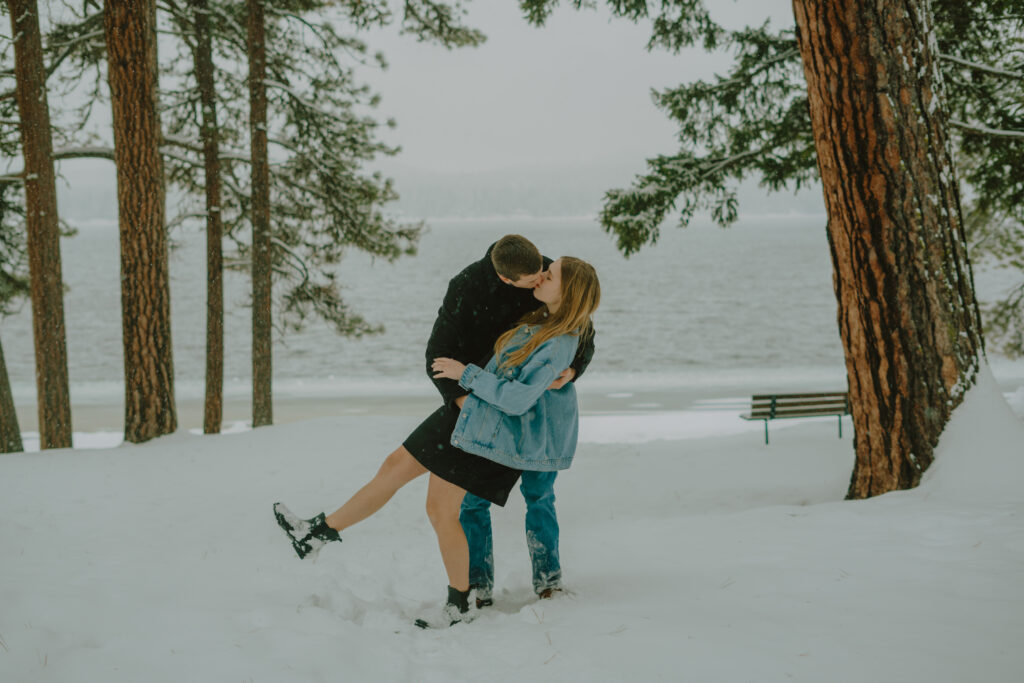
[432,357,467,381]
[547,368,575,391]
[454,395,467,410]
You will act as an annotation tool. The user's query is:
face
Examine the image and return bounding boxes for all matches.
[533,259,562,308]
[501,269,545,289]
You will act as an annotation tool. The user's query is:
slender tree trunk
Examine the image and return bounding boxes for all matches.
[0,338,23,453]
[104,0,177,443]
[791,0,984,498]
[8,0,73,449]
[248,0,273,427]
[191,0,224,434]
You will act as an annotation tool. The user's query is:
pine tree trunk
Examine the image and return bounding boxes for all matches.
[0,338,23,453]
[791,0,984,498]
[248,0,273,427]
[192,0,224,435]
[8,0,73,449]
[104,0,177,443]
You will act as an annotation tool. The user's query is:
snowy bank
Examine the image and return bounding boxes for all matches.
[1,373,1022,683]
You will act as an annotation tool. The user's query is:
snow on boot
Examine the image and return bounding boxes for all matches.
[414,586,475,629]
[273,502,341,560]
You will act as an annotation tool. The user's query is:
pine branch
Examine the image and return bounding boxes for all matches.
[939,53,1024,80]
[263,78,353,126]
[162,133,249,162]
[270,235,310,286]
[1,146,115,183]
[700,47,801,93]
[401,0,486,48]
[54,145,115,160]
[6,10,108,102]
[951,119,1024,139]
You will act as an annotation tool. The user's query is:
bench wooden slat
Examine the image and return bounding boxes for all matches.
[751,392,847,401]
[750,398,848,409]
[746,406,849,419]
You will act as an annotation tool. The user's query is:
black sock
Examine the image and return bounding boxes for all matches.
[447,586,470,614]
[309,514,340,542]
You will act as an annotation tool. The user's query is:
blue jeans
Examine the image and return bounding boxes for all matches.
[460,471,561,597]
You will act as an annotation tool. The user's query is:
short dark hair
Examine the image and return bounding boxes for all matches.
[491,234,543,280]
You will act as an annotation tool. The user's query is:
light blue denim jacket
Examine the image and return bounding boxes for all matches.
[449,325,581,471]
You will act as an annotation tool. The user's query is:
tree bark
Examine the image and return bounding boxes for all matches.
[104,0,177,443]
[248,0,273,427]
[791,0,984,498]
[191,0,224,435]
[0,338,23,453]
[8,0,73,449]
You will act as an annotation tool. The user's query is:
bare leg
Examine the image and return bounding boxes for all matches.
[425,474,469,592]
[325,445,427,532]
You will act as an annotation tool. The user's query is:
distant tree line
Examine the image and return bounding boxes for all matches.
[1,0,482,450]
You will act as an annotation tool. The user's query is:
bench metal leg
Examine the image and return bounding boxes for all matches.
[838,415,842,439]
[764,419,769,445]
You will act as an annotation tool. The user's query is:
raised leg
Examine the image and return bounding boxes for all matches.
[324,445,427,532]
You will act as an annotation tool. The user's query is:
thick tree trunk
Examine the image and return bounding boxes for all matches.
[8,0,73,449]
[104,0,177,443]
[0,338,23,453]
[792,0,984,498]
[248,0,273,427]
[192,0,224,435]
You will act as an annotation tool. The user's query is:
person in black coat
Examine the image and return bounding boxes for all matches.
[421,234,595,605]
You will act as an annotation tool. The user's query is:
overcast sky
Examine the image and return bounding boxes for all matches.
[34,0,804,218]
[358,0,797,175]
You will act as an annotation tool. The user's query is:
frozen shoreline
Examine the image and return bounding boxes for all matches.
[9,370,826,434]
[11,363,1024,441]
[14,386,764,451]
[14,380,1024,454]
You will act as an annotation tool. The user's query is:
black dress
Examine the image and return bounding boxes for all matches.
[403,404,521,506]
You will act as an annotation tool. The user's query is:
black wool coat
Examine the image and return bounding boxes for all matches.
[425,244,596,407]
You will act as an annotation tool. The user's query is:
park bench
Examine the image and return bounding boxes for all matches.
[741,392,850,444]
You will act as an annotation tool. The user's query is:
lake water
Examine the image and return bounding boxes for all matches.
[3,214,866,403]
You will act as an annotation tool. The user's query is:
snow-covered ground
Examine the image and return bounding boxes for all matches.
[2,368,1022,683]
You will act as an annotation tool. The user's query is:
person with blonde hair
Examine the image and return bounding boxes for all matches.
[273,256,600,628]
[428,235,595,607]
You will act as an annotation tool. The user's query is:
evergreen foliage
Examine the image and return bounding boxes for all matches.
[1,2,117,314]
[3,0,483,336]
[0,183,27,316]
[157,0,483,336]
[0,5,28,315]
[158,0,406,336]
[524,0,1024,356]
[940,1,1024,357]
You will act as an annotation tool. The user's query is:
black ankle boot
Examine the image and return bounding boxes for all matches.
[273,502,341,560]
[414,586,474,629]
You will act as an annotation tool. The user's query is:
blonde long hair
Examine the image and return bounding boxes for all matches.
[494,257,601,372]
